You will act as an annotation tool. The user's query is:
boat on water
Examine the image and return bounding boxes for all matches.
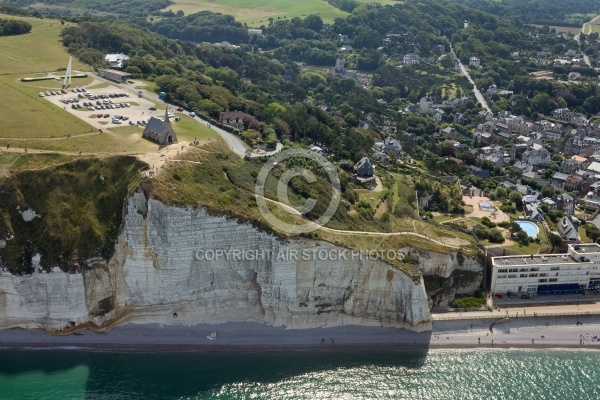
[207,332,217,340]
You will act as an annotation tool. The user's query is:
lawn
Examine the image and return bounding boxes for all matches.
[579,225,591,243]
[172,115,219,142]
[0,75,95,139]
[163,0,398,24]
[356,189,380,209]
[0,14,90,75]
[0,15,98,141]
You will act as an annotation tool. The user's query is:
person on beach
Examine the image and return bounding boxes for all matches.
[532,339,534,345]
[492,340,494,346]
[478,338,480,344]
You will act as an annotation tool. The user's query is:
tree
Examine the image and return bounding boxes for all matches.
[531,93,551,115]
[548,232,563,249]
[586,224,600,242]
[510,191,523,211]
[303,14,323,32]
[541,185,554,198]
[488,228,505,243]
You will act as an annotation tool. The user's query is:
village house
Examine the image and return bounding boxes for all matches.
[557,216,578,241]
[554,193,575,215]
[403,53,420,65]
[219,111,248,130]
[374,137,403,158]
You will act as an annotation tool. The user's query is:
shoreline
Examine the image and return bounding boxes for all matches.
[1,316,600,352]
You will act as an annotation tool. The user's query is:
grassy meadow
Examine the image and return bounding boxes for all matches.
[0,76,95,139]
[163,0,398,25]
[0,14,90,75]
[0,14,97,141]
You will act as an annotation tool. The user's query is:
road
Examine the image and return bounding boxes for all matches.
[92,74,249,158]
[450,48,491,112]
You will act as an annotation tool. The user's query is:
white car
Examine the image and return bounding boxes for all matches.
[189,112,196,117]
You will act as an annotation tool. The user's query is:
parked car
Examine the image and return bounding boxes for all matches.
[176,107,184,112]
[39,92,45,97]
[189,112,196,117]
[103,113,110,118]
[149,106,157,111]
[506,291,517,298]
[520,294,531,299]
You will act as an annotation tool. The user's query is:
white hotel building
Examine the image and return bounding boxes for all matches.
[491,244,600,294]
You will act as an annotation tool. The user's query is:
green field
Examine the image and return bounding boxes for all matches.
[0,114,217,154]
[0,75,95,139]
[0,14,90,75]
[163,0,399,25]
[0,14,98,140]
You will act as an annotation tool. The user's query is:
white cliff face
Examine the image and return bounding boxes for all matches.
[0,192,432,332]
[0,270,88,329]
[408,248,481,277]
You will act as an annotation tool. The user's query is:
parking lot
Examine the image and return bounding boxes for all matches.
[39,79,183,131]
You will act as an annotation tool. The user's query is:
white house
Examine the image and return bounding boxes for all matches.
[403,53,420,65]
[469,56,481,68]
[105,53,129,69]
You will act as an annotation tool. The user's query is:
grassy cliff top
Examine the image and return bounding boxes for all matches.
[150,142,477,278]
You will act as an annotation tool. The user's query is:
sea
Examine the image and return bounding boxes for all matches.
[0,348,599,399]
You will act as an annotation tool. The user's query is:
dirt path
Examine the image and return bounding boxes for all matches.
[258,196,469,249]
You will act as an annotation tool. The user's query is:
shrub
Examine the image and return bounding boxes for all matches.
[452,295,486,308]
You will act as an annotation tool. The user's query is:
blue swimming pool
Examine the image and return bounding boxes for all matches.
[516,221,539,238]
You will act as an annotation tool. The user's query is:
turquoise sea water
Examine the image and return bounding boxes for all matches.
[1,348,599,399]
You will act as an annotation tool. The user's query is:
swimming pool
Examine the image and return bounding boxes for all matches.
[516,221,539,238]
[479,201,495,212]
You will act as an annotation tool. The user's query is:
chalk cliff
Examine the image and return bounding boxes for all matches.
[0,191,435,332]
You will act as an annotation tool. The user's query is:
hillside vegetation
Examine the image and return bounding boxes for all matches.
[0,156,146,274]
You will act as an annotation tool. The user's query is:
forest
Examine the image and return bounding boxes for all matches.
[451,0,600,26]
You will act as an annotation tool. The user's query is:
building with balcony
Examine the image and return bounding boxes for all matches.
[490,244,600,295]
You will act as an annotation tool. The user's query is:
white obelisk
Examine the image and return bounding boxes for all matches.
[63,56,72,88]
